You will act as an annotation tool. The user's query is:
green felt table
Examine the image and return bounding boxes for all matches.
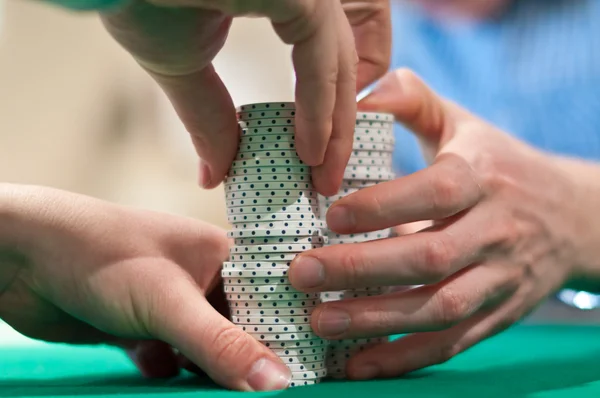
[1,325,599,398]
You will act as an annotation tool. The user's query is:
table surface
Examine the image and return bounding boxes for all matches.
[1,325,599,398]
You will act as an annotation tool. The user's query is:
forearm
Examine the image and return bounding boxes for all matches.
[554,156,600,292]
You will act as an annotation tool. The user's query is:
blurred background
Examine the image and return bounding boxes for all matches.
[0,0,598,348]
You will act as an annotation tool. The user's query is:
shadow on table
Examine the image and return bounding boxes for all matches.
[2,351,600,397]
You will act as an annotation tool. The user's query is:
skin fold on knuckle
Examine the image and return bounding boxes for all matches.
[434,287,471,329]
[209,326,258,373]
[341,249,372,288]
[420,238,453,283]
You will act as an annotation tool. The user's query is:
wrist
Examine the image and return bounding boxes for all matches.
[0,184,29,313]
[553,157,600,292]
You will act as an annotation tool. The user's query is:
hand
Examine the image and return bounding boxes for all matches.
[101,0,391,196]
[0,184,291,391]
[288,69,593,379]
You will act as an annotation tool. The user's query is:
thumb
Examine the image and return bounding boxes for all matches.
[147,281,291,391]
[359,69,457,154]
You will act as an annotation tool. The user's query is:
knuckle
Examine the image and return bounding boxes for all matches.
[434,342,462,365]
[421,239,453,282]
[435,287,470,328]
[429,174,464,216]
[342,250,370,287]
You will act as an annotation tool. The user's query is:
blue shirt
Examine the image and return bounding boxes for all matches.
[390,0,600,175]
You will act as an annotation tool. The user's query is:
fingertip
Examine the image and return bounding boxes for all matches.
[326,204,355,233]
[311,167,343,197]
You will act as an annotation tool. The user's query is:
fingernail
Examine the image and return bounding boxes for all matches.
[246,358,291,391]
[198,160,212,188]
[317,307,350,337]
[352,363,380,380]
[291,256,325,289]
[327,205,356,232]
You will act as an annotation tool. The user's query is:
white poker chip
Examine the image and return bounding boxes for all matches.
[286,363,325,372]
[225,174,308,184]
[238,142,296,152]
[235,150,302,161]
[228,166,310,177]
[270,346,326,356]
[224,181,312,191]
[230,158,306,169]
[227,196,317,207]
[227,205,320,215]
[237,102,295,112]
[353,134,395,144]
[326,229,391,240]
[228,213,318,224]
[356,112,394,122]
[354,126,394,135]
[228,253,298,262]
[238,323,313,333]
[355,120,393,128]
[230,220,326,230]
[223,278,291,287]
[228,299,319,309]
[280,355,326,364]
[345,164,394,173]
[228,228,323,239]
[234,236,326,245]
[224,285,301,294]
[347,157,393,167]
[342,170,396,180]
[228,204,320,216]
[223,264,293,274]
[350,149,394,159]
[290,369,327,379]
[226,292,319,301]
[225,189,316,200]
[230,307,314,317]
[238,118,294,129]
[232,316,311,324]
[352,142,395,151]
[222,261,292,270]
[289,379,321,387]
[237,109,296,120]
[320,290,386,301]
[340,180,381,188]
[239,134,296,144]
[261,339,327,349]
[248,331,321,341]
[230,243,322,254]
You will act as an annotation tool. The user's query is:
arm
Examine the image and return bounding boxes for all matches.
[0,184,26,303]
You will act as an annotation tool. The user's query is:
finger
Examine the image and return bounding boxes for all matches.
[342,0,391,91]
[290,217,484,291]
[326,154,482,233]
[150,65,238,189]
[309,262,520,340]
[273,1,339,169]
[125,340,180,378]
[345,291,528,380]
[359,69,461,153]
[147,278,290,391]
[311,4,357,195]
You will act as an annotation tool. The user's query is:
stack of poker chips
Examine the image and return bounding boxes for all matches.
[319,112,396,379]
[222,102,328,387]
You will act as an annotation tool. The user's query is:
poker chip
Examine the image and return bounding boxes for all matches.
[230,220,326,230]
[347,157,393,167]
[230,307,314,317]
[225,174,308,184]
[289,379,321,387]
[280,355,326,364]
[229,253,300,262]
[259,338,327,349]
[239,134,296,144]
[354,120,393,128]
[286,363,325,372]
[228,204,320,215]
[238,119,295,129]
[224,285,302,294]
[352,142,395,151]
[222,268,291,277]
[229,167,311,176]
[230,158,306,169]
[238,323,313,333]
[230,243,322,254]
[228,299,319,309]
[237,102,295,112]
[222,261,292,269]
[235,150,302,161]
[224,181,312,191]
[250,331,322,342]
[228,228,323,239]
[350,149,394,159]
[325,229,391,240]
[227,213,318,224]
[227,196,318,207]
[232,316,312,324]
[238,142,297,152]
[223,278,291,287]
[225,189,316,200]
[342,170,396,180]
[226,292,319,301]
[233,236,327,245]
[270,346,327,356]
[356,112,394,122]
[237,109,296,120]
[290,369,327,379]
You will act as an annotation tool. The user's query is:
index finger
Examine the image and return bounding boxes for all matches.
[327,154,482,234]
